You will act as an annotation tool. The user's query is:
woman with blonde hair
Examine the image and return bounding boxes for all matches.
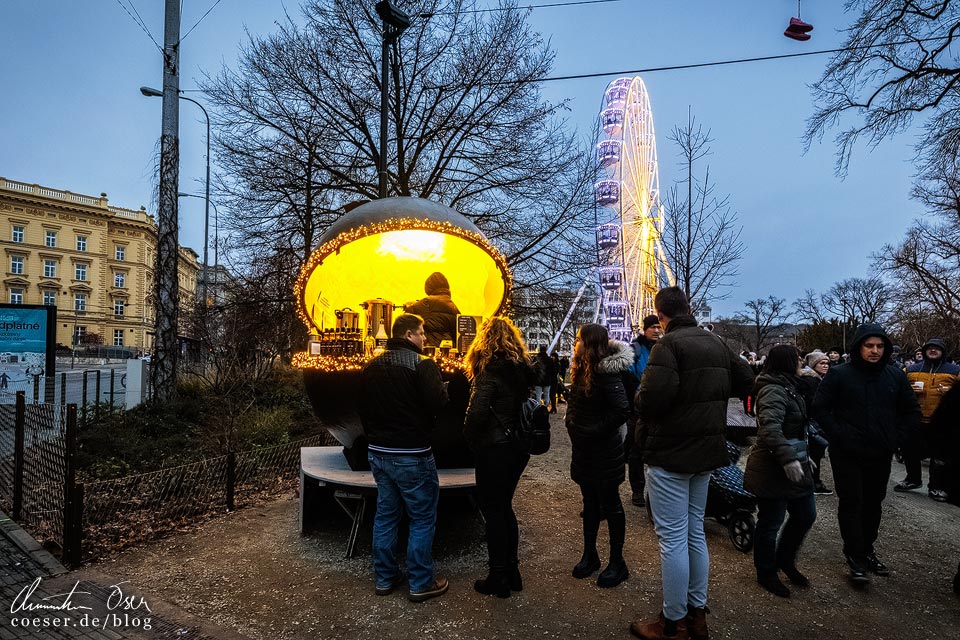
[566,323,632,588]
[463,316,537,598]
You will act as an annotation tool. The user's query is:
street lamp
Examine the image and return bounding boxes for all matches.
[375,1,410,199]
[140,86,211,306]
[840,297,849,355]
[179,192,219,301]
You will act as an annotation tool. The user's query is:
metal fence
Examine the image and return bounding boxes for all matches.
[81,433,331,559]
[0,393,73,555]
[3,367,134,409]
[1,388,336,564]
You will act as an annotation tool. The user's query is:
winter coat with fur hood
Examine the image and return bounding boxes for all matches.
[565,340,632,485]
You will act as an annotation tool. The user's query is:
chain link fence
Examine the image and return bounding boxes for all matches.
[2,388,337,563]
[81,433,334,559]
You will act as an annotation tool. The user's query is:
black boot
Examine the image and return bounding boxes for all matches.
[597,508,629,588]
[573,510,601,578]
[474,566,511,598]
[509,559,523,592]
[757,572,790,598]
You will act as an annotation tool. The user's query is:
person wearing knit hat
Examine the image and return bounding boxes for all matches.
[404,272,461,347]
[899,338,960,500]
[797,351,833,495]
[623,314,663,507]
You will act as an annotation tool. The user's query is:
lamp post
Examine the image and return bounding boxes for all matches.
[178,192,219,302]
[141,86,211,306]
[375,1,410,199]
[840,297,849,355]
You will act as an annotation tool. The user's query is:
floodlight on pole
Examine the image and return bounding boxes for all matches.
[375,1,410,199]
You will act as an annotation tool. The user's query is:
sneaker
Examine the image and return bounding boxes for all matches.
[408,577,449,602]
[784,29,811,41]
[865,553,890,576]
[894,479,922,492]
[787,16,814,33]
[375,574,406,596]
[846,556,871,586]
[813,483,834,496]
[929,489,949,502]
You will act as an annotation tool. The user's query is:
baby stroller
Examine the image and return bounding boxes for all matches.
[643,441,757,552]
[705,441,757,552]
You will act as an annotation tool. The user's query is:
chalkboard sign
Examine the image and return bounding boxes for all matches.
[456,315,481,353]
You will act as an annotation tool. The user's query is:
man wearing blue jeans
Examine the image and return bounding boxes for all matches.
[631,287,754,640]
[359,313,449,602]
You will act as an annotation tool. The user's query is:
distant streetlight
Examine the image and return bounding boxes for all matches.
[375,1,410,198]
[179,192,219,298]
[140,86,211,306]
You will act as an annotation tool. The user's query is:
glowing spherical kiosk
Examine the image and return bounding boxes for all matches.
[293,197,511,469]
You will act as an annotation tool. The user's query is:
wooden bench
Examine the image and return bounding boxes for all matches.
[300,446,477,557]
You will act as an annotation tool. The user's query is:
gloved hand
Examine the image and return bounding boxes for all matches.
[783,460,804,484]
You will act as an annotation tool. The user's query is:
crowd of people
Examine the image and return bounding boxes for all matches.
[355,289,959,639]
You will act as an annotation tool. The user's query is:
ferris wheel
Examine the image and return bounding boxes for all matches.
[593,76,672,342]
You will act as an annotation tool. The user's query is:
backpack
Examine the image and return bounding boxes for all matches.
[492,397,551,455]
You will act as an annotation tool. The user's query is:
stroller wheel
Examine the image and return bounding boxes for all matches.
[728,510,755,553]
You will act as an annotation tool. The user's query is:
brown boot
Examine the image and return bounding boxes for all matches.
[629,612,688,639]
[685,605,709,640]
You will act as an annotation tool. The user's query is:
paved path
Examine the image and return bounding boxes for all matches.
[0,512,245,639]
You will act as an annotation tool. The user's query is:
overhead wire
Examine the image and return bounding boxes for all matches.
[179,0,226,45]
[112,0,164,54]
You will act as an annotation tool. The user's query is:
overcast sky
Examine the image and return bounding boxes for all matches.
[1,1,922,318]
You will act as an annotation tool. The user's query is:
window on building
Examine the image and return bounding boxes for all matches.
[75,264,87,281]
[45,230,57,247]
[73,325,86,344]
[114,300,125,317]
[43,291,56,306]
[74,293,87,312]
[44,260,56,278]
[115,246,125,261]
[11,225,24,243]
[113,329,124,347]
[10,288,23,304]
[114,272,125,288]
[10,256,24,275]
[76,235,87,252]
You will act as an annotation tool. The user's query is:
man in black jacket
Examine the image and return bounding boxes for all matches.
[631,288,754,640]
[359,313,450,602]
[813,323,921,586]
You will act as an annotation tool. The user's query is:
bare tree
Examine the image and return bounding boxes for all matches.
[732,296,792,353]
[660,109,744,309]
[792,288,827,325]
[204,0,596,295]
[874,157,960,345]
[806,1,960,175]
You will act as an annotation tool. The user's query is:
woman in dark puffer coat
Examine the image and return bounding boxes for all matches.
[566,323,632,588]
[745,345,817,598]
[463,317,537,598]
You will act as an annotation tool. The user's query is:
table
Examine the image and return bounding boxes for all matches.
[300,446,477,557]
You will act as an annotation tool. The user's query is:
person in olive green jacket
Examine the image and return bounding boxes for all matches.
[744,345,816,599]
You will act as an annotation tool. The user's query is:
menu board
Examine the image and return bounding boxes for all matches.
[456,315,481,353]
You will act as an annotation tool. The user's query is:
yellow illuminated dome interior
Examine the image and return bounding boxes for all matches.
[296,198,510,334]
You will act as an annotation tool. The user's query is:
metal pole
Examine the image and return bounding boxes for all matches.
[378,25,390,198]
[153,0,182,401]
[178,96,211,306]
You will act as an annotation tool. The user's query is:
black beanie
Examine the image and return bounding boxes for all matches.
[642,315,660,331]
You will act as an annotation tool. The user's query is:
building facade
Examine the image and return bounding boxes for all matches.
[1,177,199,352]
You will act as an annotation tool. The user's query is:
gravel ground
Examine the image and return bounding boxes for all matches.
[81,408,960,640]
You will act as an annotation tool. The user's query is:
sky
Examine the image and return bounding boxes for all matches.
[0,1,924,318]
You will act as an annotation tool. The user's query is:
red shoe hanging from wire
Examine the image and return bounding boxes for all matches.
[785,0,813,41]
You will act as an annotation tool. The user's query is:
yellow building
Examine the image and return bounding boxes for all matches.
[1,176,199,352]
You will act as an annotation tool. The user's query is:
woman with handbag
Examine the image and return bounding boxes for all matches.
[744,345,817,598]
[566,323,632,588]
[463,316,537,598]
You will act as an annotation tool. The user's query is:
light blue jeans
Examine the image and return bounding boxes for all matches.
[645,466,711,621]
[533,385,550,405]
[368,453,440,593]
